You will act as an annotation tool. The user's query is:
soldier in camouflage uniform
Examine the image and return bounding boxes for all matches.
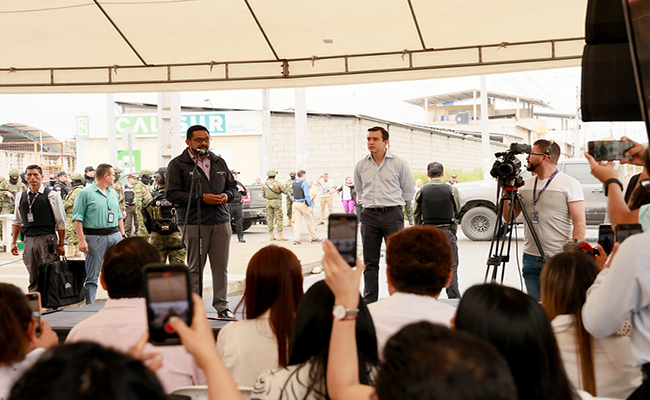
[262,170,288,241]
[285,171,297,227]
[143,168,186,263]
[0,169,27,215]
[134,169,153,237]
[111,167,125,213]
[64,173,85,258]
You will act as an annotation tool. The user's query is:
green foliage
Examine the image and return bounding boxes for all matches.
[413,167,486,184]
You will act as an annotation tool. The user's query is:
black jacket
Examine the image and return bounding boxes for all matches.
[166,148,237,225]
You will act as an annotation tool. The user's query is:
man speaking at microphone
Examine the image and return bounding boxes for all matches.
[166,125,238,319]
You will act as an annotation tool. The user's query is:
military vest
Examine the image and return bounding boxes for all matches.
[420,183,455,225]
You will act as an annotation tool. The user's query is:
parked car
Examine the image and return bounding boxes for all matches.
[456,158,609,241]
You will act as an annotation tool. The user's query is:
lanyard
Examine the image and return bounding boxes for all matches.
[27,191,40,213]
[533,169,559,208]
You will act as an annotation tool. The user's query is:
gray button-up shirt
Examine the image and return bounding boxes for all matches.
[353,149,416,208]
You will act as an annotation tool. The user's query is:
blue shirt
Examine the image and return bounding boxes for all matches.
[354,149,416,208]
[72,183,124,229]
[293,179,314,208]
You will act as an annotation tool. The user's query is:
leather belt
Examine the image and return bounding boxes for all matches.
[365,206,400,213]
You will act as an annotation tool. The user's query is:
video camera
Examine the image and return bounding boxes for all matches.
[490,143,531,186]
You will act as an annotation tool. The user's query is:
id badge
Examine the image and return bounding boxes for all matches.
[27,212,34,223]
[531,210,539,224]
[108,213,114,223]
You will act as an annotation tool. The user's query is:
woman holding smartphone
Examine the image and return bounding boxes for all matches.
[0,283,58,399]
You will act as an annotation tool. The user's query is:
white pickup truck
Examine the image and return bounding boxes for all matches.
[456,159,608,241]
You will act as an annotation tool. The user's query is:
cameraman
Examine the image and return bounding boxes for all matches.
[501,139,585,300]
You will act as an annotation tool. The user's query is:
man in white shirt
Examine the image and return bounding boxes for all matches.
[66,237,205,393]
[368,225,456,354]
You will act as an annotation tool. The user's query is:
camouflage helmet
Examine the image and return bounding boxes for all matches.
[289,171,296,176]
[139,169,153,177]
[267,170,277,177]
[71,173,84,182]
[9,169,20,177]
[113,166,123,179]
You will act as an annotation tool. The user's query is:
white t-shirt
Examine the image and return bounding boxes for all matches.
[519,171,584,257]
[217,312,280,388]
[368,292,456,355]
[0,347,46,400]
[552,314,641,399]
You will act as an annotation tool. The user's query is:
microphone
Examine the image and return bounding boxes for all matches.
[191,148,208,156]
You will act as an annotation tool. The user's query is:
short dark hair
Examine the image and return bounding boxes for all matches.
[95,164,113,180]
[8,342,166,400]
[377,322,517,400]
[297,169,306,178]
[0,283,32,366]
[101,237,162,299]
[386,226,452,296]
[533,139,561,164]
[427,162,444,178]
[368,126,389,141]
[25,165,43,176]
[187,125,209,140]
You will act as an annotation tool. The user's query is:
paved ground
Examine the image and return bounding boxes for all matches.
[0,216,600,304]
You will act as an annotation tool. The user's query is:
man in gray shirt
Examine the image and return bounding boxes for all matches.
[354,126,416,303]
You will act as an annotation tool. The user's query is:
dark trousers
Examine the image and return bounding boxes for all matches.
[438,225,460,299]
[360,207,404,303]
[229,203,244,240]
[627,364,650,400]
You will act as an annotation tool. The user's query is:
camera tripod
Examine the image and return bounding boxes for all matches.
[485,181,546,284]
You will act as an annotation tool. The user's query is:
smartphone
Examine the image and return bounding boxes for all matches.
[615,223,643,243]
[328,213,358,267]
[587,140,634,161]
[25,292,42,337]
[598,224,615,255]
[143,264,193,346]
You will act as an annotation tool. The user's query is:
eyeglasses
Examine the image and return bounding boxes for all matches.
[191,137,210,143]
[529,152,546,157]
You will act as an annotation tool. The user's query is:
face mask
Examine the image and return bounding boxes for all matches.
[141,176,151,185]
[9,177,18,184]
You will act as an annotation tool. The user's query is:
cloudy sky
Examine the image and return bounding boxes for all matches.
[0,66,647,143]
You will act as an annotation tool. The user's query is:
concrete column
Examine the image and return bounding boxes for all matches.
[481,76,491,180]
[106,94,118,166]
[261,89,271,176]
[295,88,308,170]
[157,92,182,168]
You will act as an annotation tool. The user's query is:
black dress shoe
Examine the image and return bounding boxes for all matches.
[217,309,235,320]
[238,238,246,243]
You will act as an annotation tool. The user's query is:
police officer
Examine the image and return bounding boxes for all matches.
[413,161,461,299]
[124,173,137,236]
[262,170,288,241]
[285,171,297,227]
[143,168,186,263]
[83,166,95,187]
[53,171,70,199]
[134,169,153,237]
[0,169,27,214]
[228,169,247,243]
[64,173,85,258]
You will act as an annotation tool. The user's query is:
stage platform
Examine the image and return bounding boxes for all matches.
[43,295,244,343]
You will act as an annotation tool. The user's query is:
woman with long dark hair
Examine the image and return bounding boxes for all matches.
[253,280,378,400]
[0,283,58,398]
[541,251,640,398]
[217,245,304,387]
[454,283,579,400]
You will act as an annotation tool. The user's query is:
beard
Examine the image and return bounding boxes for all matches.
[526,159,541,173]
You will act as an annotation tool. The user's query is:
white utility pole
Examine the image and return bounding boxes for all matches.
[480,76,491,180]
[157,92,182,168]
[295,88,308,170]
[106,94,118,166]
[262,89,271,176]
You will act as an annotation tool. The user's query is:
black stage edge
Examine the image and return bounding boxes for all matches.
[43,295,244,344]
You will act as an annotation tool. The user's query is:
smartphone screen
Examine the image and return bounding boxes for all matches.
[328,213,358,267]
[598,224,615,255]
[25,293,42,337]
[615,223,643,243]
[143,264,193,346]
[588,140,634,161]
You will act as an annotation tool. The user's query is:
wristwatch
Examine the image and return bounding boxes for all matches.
[332,304,359,321]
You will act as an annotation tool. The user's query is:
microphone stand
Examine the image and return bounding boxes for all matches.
[182,149,204,296]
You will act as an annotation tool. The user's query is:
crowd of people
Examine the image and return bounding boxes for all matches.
[2,125,650,399]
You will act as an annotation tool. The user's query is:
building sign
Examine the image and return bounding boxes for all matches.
[75,115,89,138]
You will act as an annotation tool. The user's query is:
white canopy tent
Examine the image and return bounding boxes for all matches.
[0,0,587,93]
